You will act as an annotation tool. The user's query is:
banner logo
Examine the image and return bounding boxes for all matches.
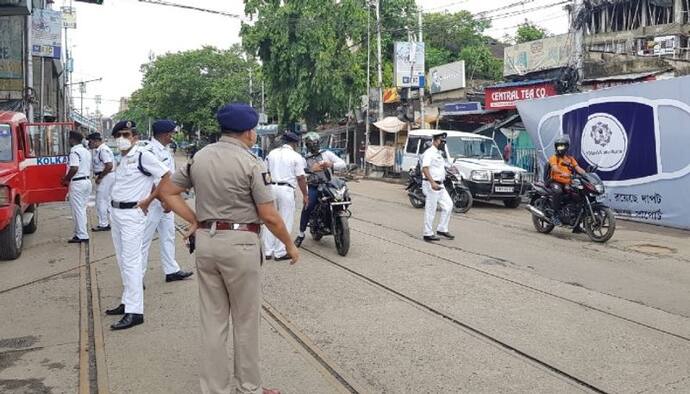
[581,113,628,171]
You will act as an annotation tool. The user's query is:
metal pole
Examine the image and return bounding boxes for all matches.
[365,2,371,173]
[418,8,425,128]
[375,0,384,147]
[26,13,34,122]
[40,58,45,121]
[261,80,265,114]
[249,68,253,107]
[573,0,585,86]
[80,82,84,116]
[64,24,68,121]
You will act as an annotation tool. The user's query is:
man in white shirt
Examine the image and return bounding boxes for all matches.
[87,133,115,231]
[141,120,193,282]
[294,132,346,247]
[421,132,455,242]
[62,131,92,243]
[261,132,308,261]
[105,120,170,330]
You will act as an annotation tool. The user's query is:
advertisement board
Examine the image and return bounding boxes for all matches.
[60,6,76,29]
[485,81,557,110]
[503,34,573,77]
[517,76,690,229]
[429,60,465,94]
[394,42,425,88]
[31,9,62,58]
[0,15,23,88]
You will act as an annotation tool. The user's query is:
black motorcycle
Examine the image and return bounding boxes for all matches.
[306,172,352,256]
[526,166,616,243]
[405,162,473,214]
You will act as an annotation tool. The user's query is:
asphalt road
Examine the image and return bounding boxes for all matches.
[1,179,689,393]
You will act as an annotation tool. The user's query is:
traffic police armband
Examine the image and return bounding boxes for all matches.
[262,172,272,185]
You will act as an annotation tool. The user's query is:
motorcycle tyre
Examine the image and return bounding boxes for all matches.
[584,206,616,243]
[531,197,555,234]
[334,217,350,257]
[408,192,425,209]
[452,189,473,214]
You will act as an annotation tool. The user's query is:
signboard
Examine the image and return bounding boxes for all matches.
[31,9,62,58]
[429,61,466,94]
[60,6,76,29]
[517,75,690,230]
[503,33,573,77]
[442,102,482,114]
[0,15,23,88]
[0,0,31,16]
[485,81,557,110]
[394,42,425,88]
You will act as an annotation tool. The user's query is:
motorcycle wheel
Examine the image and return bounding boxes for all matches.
[531,197,555,234]
[311,230,323,241]
[584,206,616,243]
[408,192,425,208]
[334,216,350,256]
[452,189,473,214]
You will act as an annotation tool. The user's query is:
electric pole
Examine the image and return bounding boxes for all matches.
[572,0,585,86]
[365,1,371,173]
[418,7,424,127]
[375,0,383,121]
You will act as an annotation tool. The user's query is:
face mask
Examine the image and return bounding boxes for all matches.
[117,137,132,151]
[437,141,446,151]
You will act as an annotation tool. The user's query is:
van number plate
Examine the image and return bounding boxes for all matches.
[494,186,514,193]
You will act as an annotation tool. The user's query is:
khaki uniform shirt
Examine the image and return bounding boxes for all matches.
[171,135,274,223]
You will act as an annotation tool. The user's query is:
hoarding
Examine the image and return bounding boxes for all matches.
[394,42,425,88]
[0,15,23,85]
[503,34,573,77]
[31,9,62,58]
[485,81,557,110]
[429,61,465,94]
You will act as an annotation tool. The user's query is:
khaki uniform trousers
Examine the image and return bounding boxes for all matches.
[196,228,263,394]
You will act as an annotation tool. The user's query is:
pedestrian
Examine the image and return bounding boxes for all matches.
[62,131,92,244]
[261,131,308,261]
[155,102,298,394]
[141,120,193,283]
[294,132,346,247]
[358,141,366,168]
[105,120,170,331]
[87,132,115,232]
[420,132,455,242]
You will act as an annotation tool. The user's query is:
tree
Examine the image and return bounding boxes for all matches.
[423,11,491,58]
[515,21,548,44]
[117,45,258,137]
[459,45,503,81]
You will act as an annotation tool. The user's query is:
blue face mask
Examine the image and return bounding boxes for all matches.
[536,97,690,186]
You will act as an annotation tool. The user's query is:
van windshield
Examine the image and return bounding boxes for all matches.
[0,124,12,162]
[446,136,502,160]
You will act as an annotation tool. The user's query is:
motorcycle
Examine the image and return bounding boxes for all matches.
[525,165,616,243]
[405,162,473,214]
[305,170,352,256]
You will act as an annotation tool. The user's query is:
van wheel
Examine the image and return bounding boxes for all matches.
[23,204,38,234]
[503,197,522,208]
[0,206,23,260]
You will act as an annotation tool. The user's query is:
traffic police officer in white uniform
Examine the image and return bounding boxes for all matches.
[421,132,455,242]
[141,120,193,282]
[105,120,170,330]
[62,131,92,243]
[261,131,308,261]
[87,132,115,231]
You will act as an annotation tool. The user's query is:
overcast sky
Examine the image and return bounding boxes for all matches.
[63,0,569,116]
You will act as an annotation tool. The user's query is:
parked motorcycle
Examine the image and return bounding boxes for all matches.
[305,171,352,256]
[405,162,473,214]
[526,166,616,243]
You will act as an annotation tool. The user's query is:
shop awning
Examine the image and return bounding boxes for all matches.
[373,116,407,133]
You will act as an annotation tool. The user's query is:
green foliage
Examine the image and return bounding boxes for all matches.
[459,45,503,81]
[423,11,491,57]
[119,45,257,137]
[515,21,548,44]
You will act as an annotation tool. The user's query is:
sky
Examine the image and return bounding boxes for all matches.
[62,0,570,117]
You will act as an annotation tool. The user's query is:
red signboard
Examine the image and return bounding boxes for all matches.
[485,81,557,110]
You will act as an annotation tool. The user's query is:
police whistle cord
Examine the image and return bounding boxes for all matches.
[171,223,363,394]
[301,245,611,394]
[348,215,690,344]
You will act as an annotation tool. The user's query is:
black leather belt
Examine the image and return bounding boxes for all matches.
[95,172,102,176]
[199,221,261,234]
[111,201,138,209]
[71,176,89,182]
[271,182,295,189]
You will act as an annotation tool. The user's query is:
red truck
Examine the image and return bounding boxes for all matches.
[0,111,71,259]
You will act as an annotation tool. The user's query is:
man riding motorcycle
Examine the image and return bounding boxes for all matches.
[294,132,346,247]
[548,135,586,225]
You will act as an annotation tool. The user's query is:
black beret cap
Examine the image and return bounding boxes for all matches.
[112,120,137,136]
[86,132,102,140]
[283,131,300,143]
[152,119,176,135]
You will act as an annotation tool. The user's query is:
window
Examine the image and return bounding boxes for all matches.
[0,124,12,162]
[418,138,432,154]
[446,137,502,160]
[405,137,420,153]
[27,124,70,157]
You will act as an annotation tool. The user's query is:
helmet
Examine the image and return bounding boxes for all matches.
[303,132,321,154]
[554,135,570,156]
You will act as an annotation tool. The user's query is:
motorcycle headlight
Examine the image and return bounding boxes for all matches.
[0,185,9,206]
[471,170,490,182]
[595,184,604,193]
[332,187,346,201]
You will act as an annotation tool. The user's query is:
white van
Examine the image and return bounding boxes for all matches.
[403,129,527,208]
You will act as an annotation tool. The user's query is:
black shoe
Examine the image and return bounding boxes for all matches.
[423,235,441,242]
[294,235,305,248]
[91,225,111,232]
[572,225,584,234]
[264,255,273,261]
[165,270,194,282]
[437,231,455,240]
[110,313,144,330]
[105,304,125,316]
[274,255,291,261]
[68,236,89,244]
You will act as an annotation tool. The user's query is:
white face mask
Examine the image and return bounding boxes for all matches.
[117,137,132,151]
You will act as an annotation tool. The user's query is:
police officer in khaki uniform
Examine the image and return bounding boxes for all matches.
[153,103,298,394]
